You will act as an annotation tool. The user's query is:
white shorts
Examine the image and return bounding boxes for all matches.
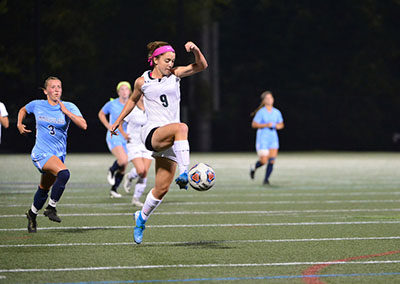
[140,123,178,163]
[127,141,153,161]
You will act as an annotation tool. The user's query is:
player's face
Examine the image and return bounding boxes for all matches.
[156,52,175,76]
[44,80,62,102]
[264,94,274,106]
[118,85,131,99]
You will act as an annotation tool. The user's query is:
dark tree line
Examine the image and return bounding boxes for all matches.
[1,0,399,153]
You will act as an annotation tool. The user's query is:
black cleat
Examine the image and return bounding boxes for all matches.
[263,180,270,185]
[26,210,37,233]
[250,165,255,179]
[44,205,62,223]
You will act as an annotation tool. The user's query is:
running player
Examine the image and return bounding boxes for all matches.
[98,81,130,198]
[17,76,87,233]
[121,95,153,207]
[110,41,208,244]
[250,91,284,184]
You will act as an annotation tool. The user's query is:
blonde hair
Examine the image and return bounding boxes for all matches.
[250,90,273,117]
[41,76,61,92]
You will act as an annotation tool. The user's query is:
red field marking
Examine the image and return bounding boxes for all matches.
[302,250,400,284]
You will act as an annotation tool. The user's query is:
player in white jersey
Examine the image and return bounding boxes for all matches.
[120,95,153,207]
[0,101,9,144]
[110,40,208,244]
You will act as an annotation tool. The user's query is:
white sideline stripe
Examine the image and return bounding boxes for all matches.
[1,199,400,208]
[1,208,400,218]
[1,236,399,248]
[1,220,400,231]
[1,260,400,273]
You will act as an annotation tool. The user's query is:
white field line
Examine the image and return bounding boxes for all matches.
[1,208,400,218]
[1,236,399,248]
[1,199,400,208]
[2,191,400,198]
[1,260,400,273]
[1,220,400,231]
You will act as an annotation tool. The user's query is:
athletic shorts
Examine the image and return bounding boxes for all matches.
[141,124,178,163]
[31,152,65,173]
[127,141,153,161]
[255,139,279,152]
[106,133,127,153]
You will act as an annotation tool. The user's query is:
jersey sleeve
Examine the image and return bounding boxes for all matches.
[25,100,38,114]
[253,109,264,124]
[0,103,8,116]
[276,110,284,123]
[65,102,83,117]
[101,101,111,115]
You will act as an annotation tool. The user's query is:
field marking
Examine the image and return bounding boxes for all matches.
[302,250,400,284]
[1,260,400,273]
[44,272,400,284]
[1,220,400,231]
[1,199,400,208]
[1,208,400,218]
[1,236,399,248]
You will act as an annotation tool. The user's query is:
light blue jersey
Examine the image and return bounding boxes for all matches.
[25,99,82,170]
[253,107,283,150]
[101,98,127,152]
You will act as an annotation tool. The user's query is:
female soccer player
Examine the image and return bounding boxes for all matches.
[250,91,284,184]
[17,76,87,233]
[120,95,153,207]
[110,40,208,244]
[0,101,9,144]
[98,81,131,198]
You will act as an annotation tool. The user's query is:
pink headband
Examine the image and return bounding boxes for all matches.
[148,45,175,66]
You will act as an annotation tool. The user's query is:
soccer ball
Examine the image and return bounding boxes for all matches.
[188,163,216,191]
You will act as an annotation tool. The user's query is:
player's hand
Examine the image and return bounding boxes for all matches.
[109,122,119,137]
[17,124,32,135]
[185,41,198,53]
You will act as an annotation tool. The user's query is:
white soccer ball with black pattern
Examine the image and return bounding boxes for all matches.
[188,163,216,191]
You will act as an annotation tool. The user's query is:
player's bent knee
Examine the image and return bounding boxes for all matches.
[176,123,188,135]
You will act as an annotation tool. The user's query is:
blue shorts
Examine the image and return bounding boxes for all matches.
[106,134,127,153]
[31,152,65,173]
[256,139,279,151]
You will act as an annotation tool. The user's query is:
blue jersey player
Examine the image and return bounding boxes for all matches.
[17,76,87,233]
[98,81,130,198]
[250,91,284,184]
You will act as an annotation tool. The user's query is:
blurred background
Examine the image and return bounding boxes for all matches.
[0,0,399,153]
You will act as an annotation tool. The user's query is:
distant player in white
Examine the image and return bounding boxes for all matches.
[0,101,9,144]
[120,95,153,207]
[111,40,208,244]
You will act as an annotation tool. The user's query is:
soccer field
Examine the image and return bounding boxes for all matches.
[0,152,399,284]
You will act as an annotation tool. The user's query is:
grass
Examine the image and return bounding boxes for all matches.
[0,152,399,283]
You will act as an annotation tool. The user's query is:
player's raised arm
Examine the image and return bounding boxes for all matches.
[110,77,144,135]
[173,41,208,78]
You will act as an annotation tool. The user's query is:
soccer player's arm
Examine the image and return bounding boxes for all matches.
[173,41,208,78]
[276,122,284,130]
[98,107,111,131]
[110,77,143,135]
[0,114,8,128]
[59,102,87,130]
[16,106,32,135]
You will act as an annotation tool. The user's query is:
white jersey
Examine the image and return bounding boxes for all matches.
[141,71,181,127]
[0,102,8,144]
[124,106,147,145]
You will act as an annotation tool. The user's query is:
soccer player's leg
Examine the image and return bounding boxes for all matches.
[109,145,128,198]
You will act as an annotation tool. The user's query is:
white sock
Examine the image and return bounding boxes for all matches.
[128,167,139,180]
[31,204,38,214]
[141,189,162,220]
[173,140,190,174]
[134,177,147,199]
[48,199,57,208]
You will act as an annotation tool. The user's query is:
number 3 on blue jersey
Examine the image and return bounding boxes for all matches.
[48,125,56,135]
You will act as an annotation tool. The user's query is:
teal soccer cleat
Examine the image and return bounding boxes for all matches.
[133,210,146,244]
[175,171,188,190]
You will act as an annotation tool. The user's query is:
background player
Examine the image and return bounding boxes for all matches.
[17,76,87,233]
[120,95,153,207]
[98,81,130,198]
[250,91,284,184]
[0,101,9,144]
[110,40,208,244]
